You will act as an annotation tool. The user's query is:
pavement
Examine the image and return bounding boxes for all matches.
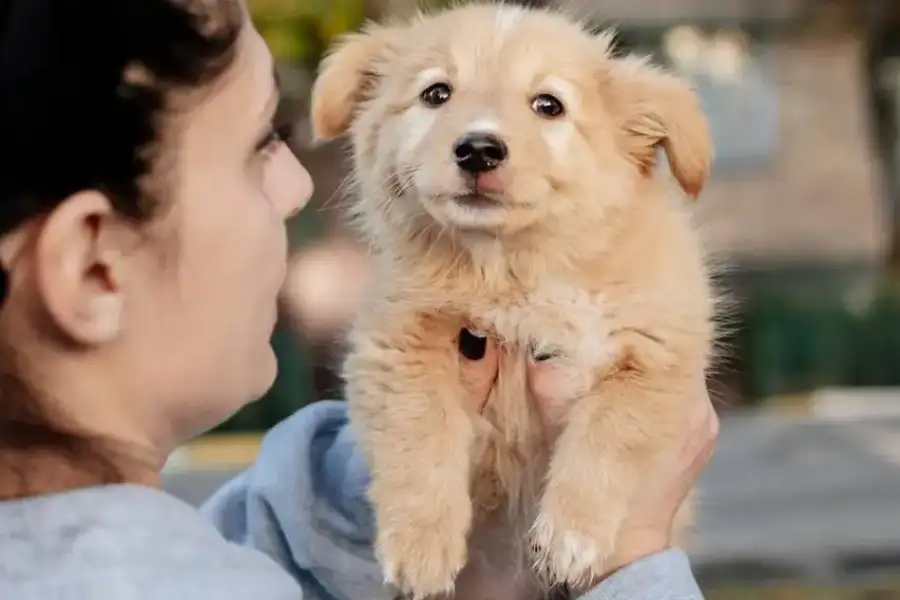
[163,393,900,584]
[688,411,900,583]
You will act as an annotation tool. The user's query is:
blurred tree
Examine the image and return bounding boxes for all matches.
[862,0,900,272]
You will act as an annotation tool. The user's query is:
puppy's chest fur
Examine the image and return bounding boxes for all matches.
[399,252,640,379]
[385,206,713,382]
[473,275,618,372]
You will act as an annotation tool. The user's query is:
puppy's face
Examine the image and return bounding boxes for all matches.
[312,5,711,241]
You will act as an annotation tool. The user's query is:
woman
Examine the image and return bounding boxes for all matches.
[0,1,718,599]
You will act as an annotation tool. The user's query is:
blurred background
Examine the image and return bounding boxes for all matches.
[162,0,900,597]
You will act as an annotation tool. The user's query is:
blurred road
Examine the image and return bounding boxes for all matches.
[689,412,900,582]
[163,409,900,583]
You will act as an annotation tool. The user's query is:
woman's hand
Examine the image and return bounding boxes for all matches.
[457,328,500,413]
[456,328,719,581]
[606,376,717,571]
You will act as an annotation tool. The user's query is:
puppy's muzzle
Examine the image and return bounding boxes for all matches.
[453,132,508,174]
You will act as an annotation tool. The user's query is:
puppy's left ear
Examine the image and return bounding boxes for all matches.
[610,59,713,199]
[310,23,397,142]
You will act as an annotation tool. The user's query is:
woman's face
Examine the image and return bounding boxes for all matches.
[0,17,313,452]
[136,23,312,442]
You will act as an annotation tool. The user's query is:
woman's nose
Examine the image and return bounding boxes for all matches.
[269,149,314,220]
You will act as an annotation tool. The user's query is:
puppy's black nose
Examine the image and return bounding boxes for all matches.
[453,133,508,174]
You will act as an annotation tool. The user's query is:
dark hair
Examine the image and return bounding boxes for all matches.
[0,0,243,498]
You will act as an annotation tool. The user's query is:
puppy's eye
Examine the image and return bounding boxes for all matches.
[531,93,564,118]
[420,82,452,107]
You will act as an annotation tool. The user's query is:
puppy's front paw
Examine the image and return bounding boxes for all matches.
[376,499,471,599]
[530,484,623,588]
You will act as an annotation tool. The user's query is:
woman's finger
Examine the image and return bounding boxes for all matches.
[685,386,718,455]
[458,328,499,414]
[671,393,719,498]
[526,354,590,432]
[459,328,488,361]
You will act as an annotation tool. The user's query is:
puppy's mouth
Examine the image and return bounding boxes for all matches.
[433,191,508,231]
[452,193,503,209]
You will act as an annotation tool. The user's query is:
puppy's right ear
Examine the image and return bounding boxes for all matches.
[310,24,396,142]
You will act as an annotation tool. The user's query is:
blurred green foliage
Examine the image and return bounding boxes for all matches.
[249,0,366,69]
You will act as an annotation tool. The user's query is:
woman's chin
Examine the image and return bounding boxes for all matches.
[249,343,280,401]
[191,347,280,440]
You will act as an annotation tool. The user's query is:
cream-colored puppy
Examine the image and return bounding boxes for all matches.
[311,4,717,599]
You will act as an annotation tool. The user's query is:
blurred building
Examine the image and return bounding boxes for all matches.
[556,0,883,266]
[563,0,804,24]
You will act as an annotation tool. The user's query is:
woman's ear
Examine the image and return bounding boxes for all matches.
[608,56,713,199]
[310,23,397,142]
[34,190,127,346]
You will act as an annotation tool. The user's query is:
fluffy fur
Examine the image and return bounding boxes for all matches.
[310,4,717,599]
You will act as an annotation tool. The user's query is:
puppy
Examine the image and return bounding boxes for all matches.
[311,4,717,599]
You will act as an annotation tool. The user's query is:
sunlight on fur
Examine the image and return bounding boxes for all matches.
[310,3,721,599]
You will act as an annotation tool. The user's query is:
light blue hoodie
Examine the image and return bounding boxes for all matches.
[0,401,705,599]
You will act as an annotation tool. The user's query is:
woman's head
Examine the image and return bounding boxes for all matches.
[0,0,312,492]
